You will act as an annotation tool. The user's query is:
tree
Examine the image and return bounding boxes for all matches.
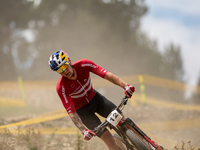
[196,73,200,102]
[0,0,37,80]
[190,72,200,104]
[19,0,148,79]
[160,43,185,81]
[0,0,185,82]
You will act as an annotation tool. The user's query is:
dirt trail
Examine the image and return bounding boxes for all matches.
[1,84,200,149]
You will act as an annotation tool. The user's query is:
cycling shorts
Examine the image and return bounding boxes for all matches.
[76,90,117,137]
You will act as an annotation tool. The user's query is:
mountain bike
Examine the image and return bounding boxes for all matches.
[93,96,164,150]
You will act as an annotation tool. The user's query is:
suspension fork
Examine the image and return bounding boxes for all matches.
[112,124,134,150]
[120,118,151,140]
[121,118,163,150]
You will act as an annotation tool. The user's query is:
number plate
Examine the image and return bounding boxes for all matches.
[106,110,123,127]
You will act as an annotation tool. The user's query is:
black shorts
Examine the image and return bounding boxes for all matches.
[76,90,116,137]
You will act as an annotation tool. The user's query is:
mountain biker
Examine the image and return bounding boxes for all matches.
[48,50,135,150]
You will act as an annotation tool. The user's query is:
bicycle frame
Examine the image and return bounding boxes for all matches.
[93,96,163,150]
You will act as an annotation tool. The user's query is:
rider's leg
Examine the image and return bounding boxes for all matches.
[100,130,122,150]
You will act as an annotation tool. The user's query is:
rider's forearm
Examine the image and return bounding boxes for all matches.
[69,112,85,132]
[104,72,127,88]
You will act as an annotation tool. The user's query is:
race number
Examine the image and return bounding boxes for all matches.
[106,110,123,127]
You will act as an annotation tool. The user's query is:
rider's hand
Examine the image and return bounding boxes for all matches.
[82,129,96,141]
[124,84,135,98]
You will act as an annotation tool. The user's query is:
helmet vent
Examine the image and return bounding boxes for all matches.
[54,60,58,66]
[62,57,65,61]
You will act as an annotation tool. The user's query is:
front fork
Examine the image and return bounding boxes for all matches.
[120,118,151,139]
[119,118,163,150]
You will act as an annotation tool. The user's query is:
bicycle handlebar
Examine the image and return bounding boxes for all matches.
[116,96,129,111]
[93,96,129,134]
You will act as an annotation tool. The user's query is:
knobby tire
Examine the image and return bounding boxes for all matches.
[126,129,151,150]
[114,134,129,150]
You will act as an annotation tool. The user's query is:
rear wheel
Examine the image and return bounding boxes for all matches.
[126,129,151,150]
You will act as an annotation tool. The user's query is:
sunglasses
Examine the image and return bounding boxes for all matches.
[57,62,69,73]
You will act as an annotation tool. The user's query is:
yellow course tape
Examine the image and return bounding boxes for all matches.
[2,117,199,134]
[1,94,200,129]
[139,118,200,132]
[1,98,200,133]
[0,98,26,107]
[1,127,199,149]
[133,94,200,111]
[0,109,68,129]
[0,127,79,135]
[0,99,199,149]
[1,74,200,94]
[143,74,200,93]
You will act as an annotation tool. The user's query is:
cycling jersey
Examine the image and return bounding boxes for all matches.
[56,59,108,114]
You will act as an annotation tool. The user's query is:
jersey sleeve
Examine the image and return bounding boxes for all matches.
[81,59,108,78]
[56,83,76,114]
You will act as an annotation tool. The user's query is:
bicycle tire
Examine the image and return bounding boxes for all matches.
[114,134,127,150]
[114,134,126,145]
[126,129,151,150]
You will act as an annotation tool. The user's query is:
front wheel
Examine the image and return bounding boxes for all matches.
[114,134,127,150]
[126,129,151,150]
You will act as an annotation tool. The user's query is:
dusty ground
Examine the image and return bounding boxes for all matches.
[0,84,200,149]
[1,103,200,149]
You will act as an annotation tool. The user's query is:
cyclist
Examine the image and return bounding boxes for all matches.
[49,50,135,150]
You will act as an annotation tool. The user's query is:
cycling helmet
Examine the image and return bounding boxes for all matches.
[49,50,70,71]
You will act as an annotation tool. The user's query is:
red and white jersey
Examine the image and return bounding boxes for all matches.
[56,59,108,114]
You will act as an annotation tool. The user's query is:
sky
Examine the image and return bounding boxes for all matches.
[140,0,200,85]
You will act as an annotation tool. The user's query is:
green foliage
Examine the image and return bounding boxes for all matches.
[197,73,200,86]
[0,0,36,80]
[190,72,200,103]
[161,43,184,81]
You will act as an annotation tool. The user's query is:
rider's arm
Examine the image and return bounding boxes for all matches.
[81,59,134,97]
[56,83,76,114]
[81,59,126,88]
[104,72,135,98]
[104,72,127,89]
[69,112,96,140]
[69,112,86,132]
